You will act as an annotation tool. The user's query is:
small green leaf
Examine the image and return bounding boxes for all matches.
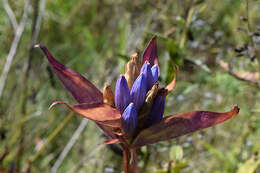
[170,145,183,161]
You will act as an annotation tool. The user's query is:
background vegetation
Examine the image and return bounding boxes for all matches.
[0,0,259,172]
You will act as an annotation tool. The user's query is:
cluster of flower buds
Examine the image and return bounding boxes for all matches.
[103,53,165,138]
[123,62,160,132]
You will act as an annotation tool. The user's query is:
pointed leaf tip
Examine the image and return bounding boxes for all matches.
[142,36,158,66]
[38,45,103,104]
[48,101,64,110]
[34,44,40,48]
[231,104,240,115]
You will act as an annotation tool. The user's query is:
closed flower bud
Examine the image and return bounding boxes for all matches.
[122,103,138,133]
[125,53,141,90]
[140,62,154,89]
[131,53,141,74]
[115,75,131,113]
[130,73,147,110]
[125,60,135,90]
[103,83,115,107]
[151,65,159,84]
[146,95,165,127]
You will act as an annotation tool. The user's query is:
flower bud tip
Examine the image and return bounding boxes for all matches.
[122,103,138,133]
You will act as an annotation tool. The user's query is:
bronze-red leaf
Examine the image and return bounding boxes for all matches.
[131,105,239,148]
[35,44,103,104]
[50,101,122,128]
[142,36,159,66]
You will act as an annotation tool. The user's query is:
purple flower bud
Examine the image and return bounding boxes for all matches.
[146,95,165,127]
[115,75,131,113]
[130,73,147,110]
[151,65,159,84]
[122,103,138,133]
[140,62,154,89]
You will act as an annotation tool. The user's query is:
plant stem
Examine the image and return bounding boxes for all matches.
[122,145,130,173]
[121,145,140,173]
[130,148,139,173]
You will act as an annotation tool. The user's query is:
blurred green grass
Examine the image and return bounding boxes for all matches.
[0,0,259,172]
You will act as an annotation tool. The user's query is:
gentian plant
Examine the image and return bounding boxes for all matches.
[35,37,239,173]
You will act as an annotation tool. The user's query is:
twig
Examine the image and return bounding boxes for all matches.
[219,60,260,88]
[0,0,30,99]
[2,0,18,31]
[51,119,88,173]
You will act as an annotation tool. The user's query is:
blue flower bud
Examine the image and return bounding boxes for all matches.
[151,65,159,84]
[130,73,147,110]
[140,62,154,89]
[122,103,138,133]
[145,95,165,127]
[115,75,131,113]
